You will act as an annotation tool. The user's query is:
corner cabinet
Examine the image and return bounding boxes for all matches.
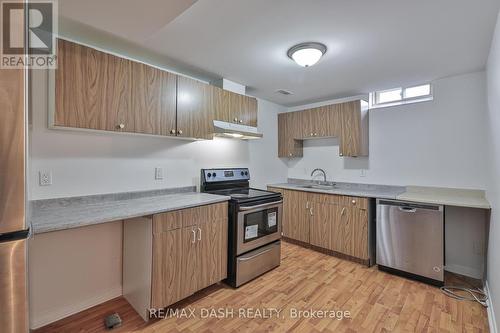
[53,39,257,140]
[268,187,371,265]
[277,100,368,158]
[123,202,228,322]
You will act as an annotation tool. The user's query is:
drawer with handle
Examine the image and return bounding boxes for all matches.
[235,241,281,287]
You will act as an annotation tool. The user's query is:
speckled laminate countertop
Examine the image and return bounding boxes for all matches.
[30,187,230,234]
[268,179,491,209]
[267,179,406,200]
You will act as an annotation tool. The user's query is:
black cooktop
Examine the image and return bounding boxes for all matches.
[207,187,280,203]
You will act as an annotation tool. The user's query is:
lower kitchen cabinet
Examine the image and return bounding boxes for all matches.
[123,202,228,321]
[269,187,370,264]
[310,201,335,250]
[282,189,310,243]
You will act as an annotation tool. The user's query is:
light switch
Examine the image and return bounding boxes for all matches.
[155,167,164,180]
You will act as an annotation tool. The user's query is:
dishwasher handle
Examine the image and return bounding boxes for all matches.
[398,207,417,213]
[378,199,443,212]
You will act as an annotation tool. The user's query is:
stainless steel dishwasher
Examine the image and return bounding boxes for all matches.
[376,199,444,285]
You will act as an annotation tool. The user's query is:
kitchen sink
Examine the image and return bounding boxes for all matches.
[299,184,338,190]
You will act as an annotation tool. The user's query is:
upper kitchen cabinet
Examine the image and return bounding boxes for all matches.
[278,112,303,158]
[299,105,339,139]
[277,99,368,158]
[55,39,134,132]
[177,76,216,140]
[54,39,177,136]
[339,100,368,157]
[54,39,259,140]
[213,86,258,127]
[130,62,177,136]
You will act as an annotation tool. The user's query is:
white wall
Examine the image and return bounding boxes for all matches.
[29,70,287,200]
[285,71,490,190]
[284,71,490,281]
[486,10,500,332]
[29,222,123,329]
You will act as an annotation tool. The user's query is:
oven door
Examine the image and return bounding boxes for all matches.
[236,200,282,255]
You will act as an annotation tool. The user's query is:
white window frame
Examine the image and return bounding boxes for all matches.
[369,83,433,109]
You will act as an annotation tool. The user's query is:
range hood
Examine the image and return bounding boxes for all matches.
[213,120,263,140]
[211,79,262,140]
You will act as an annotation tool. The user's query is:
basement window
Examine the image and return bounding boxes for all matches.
[369,83,433,109]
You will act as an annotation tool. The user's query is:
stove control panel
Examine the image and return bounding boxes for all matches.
[202,168,250,183]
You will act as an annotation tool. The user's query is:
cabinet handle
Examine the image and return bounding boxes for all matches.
[234,117,238,122]
[289,153,293,157]
[178,130,183,135]
[170,129,176,134]
[351,199,356,205]
[197,227,202,241]
[117,123,125,129]
[339,153,343,157]
[191,228,196,244]
[310,133,314,136]
[239,119,243,123]
[306,201,309,209]
[310,207,313,216]
[314,133,318,136]
[341,207,346,216]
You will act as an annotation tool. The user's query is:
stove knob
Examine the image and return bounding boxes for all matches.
[213,172,217,177]
[244,171,248,176]
[241,171,244,176]
[207,173,212,178]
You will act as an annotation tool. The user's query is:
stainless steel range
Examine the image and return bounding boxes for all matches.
[201,168,282,287]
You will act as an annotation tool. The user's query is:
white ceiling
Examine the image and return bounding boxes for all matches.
[59,0,500,106]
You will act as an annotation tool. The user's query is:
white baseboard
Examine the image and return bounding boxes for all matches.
[486,281,498,333]
[445,264,483,280]
[30,287,122,330]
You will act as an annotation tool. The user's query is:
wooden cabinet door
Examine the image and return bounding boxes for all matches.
[213,86,231,123]
[340,101,362,157]
[326,104,342,137]
[151,225,197,308]
[296,106,334,139]
[278,112,303,158]
[333,205,369,259]
[240,96,258,127]
[55,39,132,131]
[278,113,289,158]
[310,201,334,250]
[177,76,214,139]
[130,62,176,136]
[299,109,315,139]
[197,219,228,290]
[349,208,369,259]
[282,190,310,243]
[214,90,258,127]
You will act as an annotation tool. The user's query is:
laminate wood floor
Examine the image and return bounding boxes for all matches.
[34,242,489,333]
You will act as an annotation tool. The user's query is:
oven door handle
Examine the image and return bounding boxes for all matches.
[238,200,283,211]
[238,247,274,261]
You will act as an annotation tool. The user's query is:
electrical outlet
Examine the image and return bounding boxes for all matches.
[39,171,52,186]
[155,167,164,180]
[473,241,484,256]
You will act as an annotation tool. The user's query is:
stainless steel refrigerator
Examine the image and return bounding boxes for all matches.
[0,61,29,330]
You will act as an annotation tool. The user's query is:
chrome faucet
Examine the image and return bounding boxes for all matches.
[311,168,327,184]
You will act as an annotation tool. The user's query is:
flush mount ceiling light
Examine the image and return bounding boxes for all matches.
[287,42,327,67]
